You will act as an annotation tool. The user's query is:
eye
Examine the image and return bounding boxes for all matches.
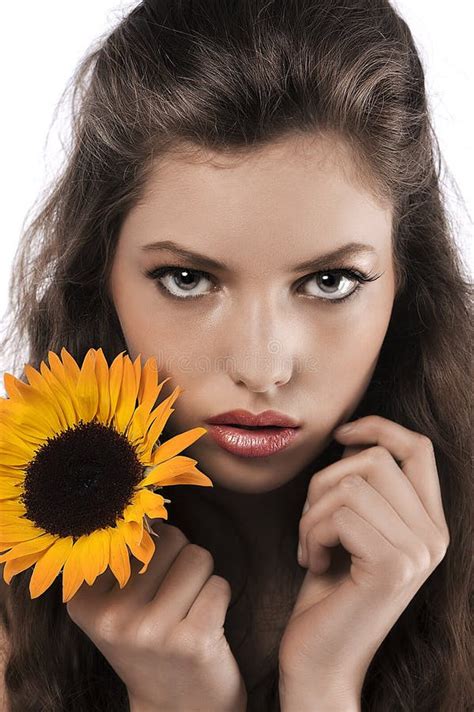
[145,265,215,300]
[145,264,383,303]
[296,267,383,304]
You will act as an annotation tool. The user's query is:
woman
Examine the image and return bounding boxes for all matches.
[0,1,472,710]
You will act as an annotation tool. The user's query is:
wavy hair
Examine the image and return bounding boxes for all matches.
[0,1,472,710]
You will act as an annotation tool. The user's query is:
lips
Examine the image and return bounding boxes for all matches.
[206,409,300,428]
[206,423,301,457]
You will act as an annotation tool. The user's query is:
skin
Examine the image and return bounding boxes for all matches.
[107,131,407,704]
[109,131,396,541]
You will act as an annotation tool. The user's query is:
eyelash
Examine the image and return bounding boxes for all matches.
[144,264,383,305]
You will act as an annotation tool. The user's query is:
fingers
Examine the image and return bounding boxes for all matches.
[303,505,429,598]
[300,446,442,568]
[146,543,216,629]
[112,523,189,606]
[66,523,188,619]
[302,475,432,576]
[185,574,232,631]
[333,416,448,534]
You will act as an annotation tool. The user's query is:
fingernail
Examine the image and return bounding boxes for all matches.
[297,542,303,563]
[302,499,310,514]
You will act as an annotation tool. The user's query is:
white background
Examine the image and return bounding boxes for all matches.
[0,1,472,387]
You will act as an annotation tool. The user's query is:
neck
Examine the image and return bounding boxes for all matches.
[164,437,344,570]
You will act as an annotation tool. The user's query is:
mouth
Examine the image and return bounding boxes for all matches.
[227,424,283,430]
[206,409,301,429]
[205,423,301,458]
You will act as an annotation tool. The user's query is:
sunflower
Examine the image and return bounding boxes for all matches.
[0,347,212,603]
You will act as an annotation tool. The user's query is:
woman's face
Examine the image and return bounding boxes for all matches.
[109,133,396,495]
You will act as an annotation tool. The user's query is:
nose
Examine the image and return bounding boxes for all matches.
[226,295,295,393]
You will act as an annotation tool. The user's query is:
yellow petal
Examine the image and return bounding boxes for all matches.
[114,356,139,434]
[128,378,172,448]
[1,383,62,435]
[138,490,168,519]
[108,352,125,424]
[0,478,22,500]
[118,519,143,550]
[1,400,58,443]
[24,364,68,431]
[121,524,156,575]
[0,464,24,480]
[3,373,24,401]
[0,532,57,563]
[0,426,37,461]
[0,499,27,516]
[133,354,142,399]
[139,386,183,460]
[0,452,31,468]
[90,528,111,578]
[3,549,47,584]
[48,351,81,416]
[151,427,208,466]
[29,536,74,599]
[137,356,156,404]
[39,361,78,427]
[60,348,81,382]
[94,348,111,424]
[109,525,131,589]
[62,538,87,603]
[47,350,68,387]
[0,418,45,449]
[80,529,110,585]
[122,500,145,525]
[126,402,153,447]
[140,456,212,488]
[0,521,41,543]
[75,349,99,422]
[138,357,167,414]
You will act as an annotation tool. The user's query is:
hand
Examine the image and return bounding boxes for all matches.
[66,522,247,712]
[278,415,450,711]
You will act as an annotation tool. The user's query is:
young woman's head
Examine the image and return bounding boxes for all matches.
[110,132,396,496]
[1,1,471,711]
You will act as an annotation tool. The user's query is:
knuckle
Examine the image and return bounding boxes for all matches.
[332,506,349,525]
[366,445,391,466]
[183,543,214,569]
[208,574,231,596]
[65,600,78,623]
[417,433,435,457]
[413,544,432,573]
[339,474,363,490]
[386,553,418,587]
[431,537,449,564]
[94,606,124,644]
[163,523,190,547]
[443,526,451,550]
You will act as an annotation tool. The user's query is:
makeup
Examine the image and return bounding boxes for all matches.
[206,423,301,457]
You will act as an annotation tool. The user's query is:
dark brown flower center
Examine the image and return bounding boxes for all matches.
[20,420,145,538]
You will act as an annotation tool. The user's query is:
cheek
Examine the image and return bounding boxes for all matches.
[310,287,394,408]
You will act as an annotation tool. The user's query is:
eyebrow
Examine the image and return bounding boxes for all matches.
[140,239,377,272]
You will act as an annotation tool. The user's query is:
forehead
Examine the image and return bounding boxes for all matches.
[122,132,393,266]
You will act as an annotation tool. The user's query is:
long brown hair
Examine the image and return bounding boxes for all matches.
[1,1,472,710]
